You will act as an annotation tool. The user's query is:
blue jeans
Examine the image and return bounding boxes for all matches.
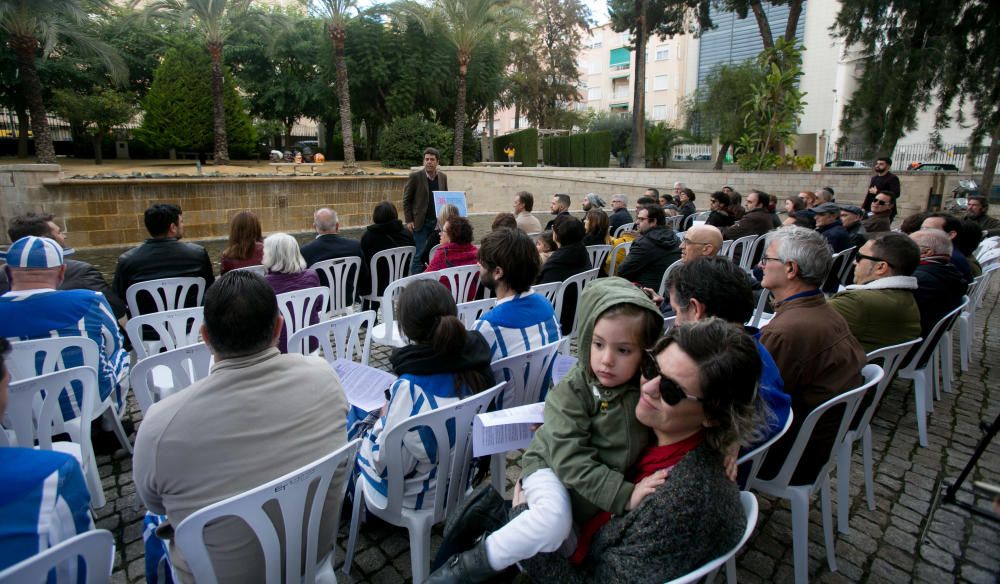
[411,220,436,274]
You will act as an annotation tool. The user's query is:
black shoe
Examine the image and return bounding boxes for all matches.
[432,484,508,570]
[425,536,497,584]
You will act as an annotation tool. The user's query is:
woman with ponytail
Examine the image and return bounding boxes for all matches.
[355,280,495,509]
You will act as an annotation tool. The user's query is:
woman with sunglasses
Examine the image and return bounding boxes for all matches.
[517,318,762,583]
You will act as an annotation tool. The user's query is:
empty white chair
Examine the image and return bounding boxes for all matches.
[724,235,758,265]
[836,338,921,534]
[175,439,361,584]
[608,240,633,275]
[748,364,883,584]
[343,382,505,584]
[740,234,768,271]
[668,492,759,584]
[310,256,363,317]
[125,306,204,360]
[530,282,561,309]
[130,342,213,416]
[276,286,330,351]
[959,266,999,371]
[657,259,684,297]
[126,276,206,316]
[287,310,376,366]
[0,529,115,584]
[369,273,439,347]
[456,298,498,330]
[586,244,612,272]
[232,265,267,276]
[553,268,600,354]
[361,245,415,309]
[6,366,106,509]
[612,222,635,238]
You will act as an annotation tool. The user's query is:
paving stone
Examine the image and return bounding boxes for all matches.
[960,563,997,584]
[355,547,387,575]
[919,542,956,572]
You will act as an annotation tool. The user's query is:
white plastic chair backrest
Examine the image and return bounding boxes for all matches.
[859,338,922,431]
[287,310,376,366]
[740,234,768,271]
[129,342,213,416]
[657,259,684,297]
[978,247,1000,267]
[530,282,561,310]
[366,246,416,300]
[434,264,483,304]
[613,223,634,238]
[233,265,267,276]
[725,235,758,264]
[174,439,361,584]
[667,215,684,231]
[974,237,999,261]
[608,241,633,275]
[900,296,969,371]
[7,336,100,383]
[720,240,733,255]
[662,491,759,584]
[834,246,857,285]
[750,364,883,490]
[427,243,441,263]
[737,411,794,487]
[125,306,204,360]
[586,245,612,271]
[0,529,115,584]
[276,286,329,348]
[490,340,562,410]
[6,366,97,455]
[378,272,440,341]
[747,289,772,329]
[969,265,1000,310]
[663,315,676,334]
[456,298,497,330]
[310,256,362,316]
[554,269,600,338]
[375,382,504,525]
[126,276,206,316]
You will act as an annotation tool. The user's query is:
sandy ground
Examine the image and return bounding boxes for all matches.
[16,157,409,178]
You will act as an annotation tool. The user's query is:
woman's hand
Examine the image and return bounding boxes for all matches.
[724,443,740,483]
[512,480,526,507]
[626,469,669,511]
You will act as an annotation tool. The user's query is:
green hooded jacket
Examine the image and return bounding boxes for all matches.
[520,277,662,523]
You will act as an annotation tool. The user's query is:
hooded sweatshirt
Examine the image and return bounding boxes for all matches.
[615,226,682,289]
[520,278,662,524]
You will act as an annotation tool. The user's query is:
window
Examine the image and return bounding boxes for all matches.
[652,105,666,120]
[609,47,630,70]
[656,45,670,60]
[588,60,602,74]
[653,75,668,91]
[587,86,601,101]
[620,33,629,46]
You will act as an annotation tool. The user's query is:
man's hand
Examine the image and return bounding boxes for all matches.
[626,468,668,511]
[868,186,877,194]
[405,222,414,232]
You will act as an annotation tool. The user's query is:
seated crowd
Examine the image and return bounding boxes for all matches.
[0,162,991,584]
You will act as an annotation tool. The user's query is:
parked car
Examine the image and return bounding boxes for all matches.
[910,162,959,171]
[824,159,869,168]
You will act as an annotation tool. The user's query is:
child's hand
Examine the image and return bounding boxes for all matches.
[513,480,526,507]
[626,469,669,511]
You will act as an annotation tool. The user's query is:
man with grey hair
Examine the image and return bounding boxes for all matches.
[910,229,968,338]
[608,193,632,233]
[757,225,866,484]
[300,207,363,268]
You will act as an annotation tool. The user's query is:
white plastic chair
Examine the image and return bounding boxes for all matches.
[129,342,213,416]
[553,268,600,354]
[666,215,684,231]
[836,338,921,535]
[276,286,330,351]
[724,235,757,265]
[125,306,204,360]
[667,491,759,584]
[456,298,497,330]
[897,298,968,447]
[427,243,441,264]
[747,289,772,329]
[287,310,376,366]
[978,247,1000,268]
[361,245,415,309]
[343,382,505,584]
[175,439,361,584]
[310,256,363,317]
[740,234,768,271]
[586,244,612,272]
[232,265,267,276]
[433,264,484,303]
[959,266,999,371]
[5,366,106,509]
[125,276,206,316]
[8,337,132,457]
[369,273,440,347]
[487,340,562,495]
[935,293,969,397]
[607,240,633,275]
[0,529,115,584]
[612,222,634,238]
[663,315,676,334]
[748,364,883,584]
[973,235,999,260]
[657,259,684,297]
[530,282,561,310]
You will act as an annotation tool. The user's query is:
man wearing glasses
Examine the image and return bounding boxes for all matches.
[863,191,895,233]
[755,226,866,485]
[827,233,922,352]
[679,224,723,262]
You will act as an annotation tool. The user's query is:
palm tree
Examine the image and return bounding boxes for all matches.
[0,0,125,164]
[400,0,522,165]
[143,0,252,164]
[308,0,358,169]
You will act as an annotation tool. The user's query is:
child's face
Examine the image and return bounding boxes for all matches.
[536,239,550,254]
[590,313,646,388]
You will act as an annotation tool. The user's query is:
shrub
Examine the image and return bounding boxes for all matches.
[493,128,537,167]
[377,115,452,168]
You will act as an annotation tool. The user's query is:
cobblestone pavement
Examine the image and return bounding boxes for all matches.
[100,278,1000,583]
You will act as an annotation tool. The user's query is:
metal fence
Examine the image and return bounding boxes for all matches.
[0,109,144,143]
[673,143,713,160]
[826,141,1000,172]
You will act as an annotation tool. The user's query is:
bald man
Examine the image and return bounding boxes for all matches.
[679,224,723,263]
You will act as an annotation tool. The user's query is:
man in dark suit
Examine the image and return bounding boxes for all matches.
[300,208,363,267]
[403,147,448,273]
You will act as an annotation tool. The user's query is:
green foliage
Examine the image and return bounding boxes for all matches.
[136,44,256,157]
[542,131,612,167]
[683,61,762,144]
[50,87,137,162]
[643,122,690,168]
[586,112,632,157]
[377,114,451,168]
[493,128,538,167]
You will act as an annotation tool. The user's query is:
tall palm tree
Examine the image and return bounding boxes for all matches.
[143,0,252,164]
[308,0,358,169]
[400,0,522,165]
[0,0,125,164]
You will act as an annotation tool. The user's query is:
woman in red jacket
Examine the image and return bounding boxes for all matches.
[425,216,479,301]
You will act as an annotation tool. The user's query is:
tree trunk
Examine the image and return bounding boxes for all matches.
[514,101,520,130]
[453,59,469,166]
[783,0,802,42]
[628,0,647,168]
[714,142,729,170]
[12,38,56,164]
[749,1,775,51]
[330,25,356,169]
[93,133,104,165]
[15,94,29,158]
[980,119,1000,198]
[208,43,230,164]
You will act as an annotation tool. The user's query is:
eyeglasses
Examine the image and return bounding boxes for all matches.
[640,351,705,406]
[855,252,893,267]
[682,237,711,246]
[759,256,785,266]
[635,216,650,223]
[872,199,891,206]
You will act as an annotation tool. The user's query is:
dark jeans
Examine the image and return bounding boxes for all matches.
[411,220,436,274]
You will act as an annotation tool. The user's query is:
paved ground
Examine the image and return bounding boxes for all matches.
[97,278,1000,583]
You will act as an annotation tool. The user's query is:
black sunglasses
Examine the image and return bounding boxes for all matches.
[854,252,893,268]
[640,351,704,406]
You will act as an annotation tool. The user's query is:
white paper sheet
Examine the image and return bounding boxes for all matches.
[551,355,577,385]
[330,359,396,411]
[472,402,545,457]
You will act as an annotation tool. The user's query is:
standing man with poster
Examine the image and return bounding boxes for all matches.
[404,147,449,273]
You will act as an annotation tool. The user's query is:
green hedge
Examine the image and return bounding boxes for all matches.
[541,131,612,167]
[492,128,537,167]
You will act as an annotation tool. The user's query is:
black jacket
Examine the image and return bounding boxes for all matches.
[845,222,867,251]
[544,211,570,231]
[817,220,852,253]
[609,208,633,234]
[359,220,415,296]
[913,258,968,341]
[112,238,215,316]
[723,207,772,241]
[705,210,734,229]
[539,241,593,335]
[862,172,900,213]
[616,226,682,290]
[0,259,126,319]
[678,201,697,221]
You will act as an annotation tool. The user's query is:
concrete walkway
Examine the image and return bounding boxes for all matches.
[102,279,1000,583]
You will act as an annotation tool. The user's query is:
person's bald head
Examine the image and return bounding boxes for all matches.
[680,225,723,262]
[313,207,339,234]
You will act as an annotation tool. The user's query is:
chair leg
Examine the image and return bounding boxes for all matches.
[836,435,852,535]
[940,332,954,394]
[84,453,107,509]
[913,371,929,448]
[927,355,938,409]
[342,480,365,575]
[862,426,876,511]
[789,490,810,584]
[407,518,433,584]
[726,556,737,584]
[103,407,133,454]
[490,454,506,497]
[959,315,971,372]
[821,479,838,573]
